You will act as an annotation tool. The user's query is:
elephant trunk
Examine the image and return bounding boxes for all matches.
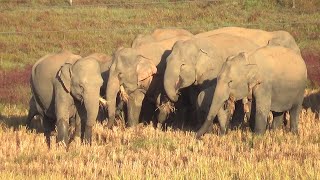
[126,90,145,127]
[106,69,120,128]
[164,61,181,102]
[196,81,230,138]
[83,88,100,144]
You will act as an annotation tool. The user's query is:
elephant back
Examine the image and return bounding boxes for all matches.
[31,50,81,117]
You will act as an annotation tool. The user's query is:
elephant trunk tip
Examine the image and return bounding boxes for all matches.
[167,93,179,102]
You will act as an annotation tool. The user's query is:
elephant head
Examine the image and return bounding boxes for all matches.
[58,56,103,143]
[164,39,221,102]
[196,52,260,138]
[106,48,157,128]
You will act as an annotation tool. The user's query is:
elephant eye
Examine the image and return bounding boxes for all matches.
[228,80,233,87]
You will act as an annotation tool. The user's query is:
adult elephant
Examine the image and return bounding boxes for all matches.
[106,35,191,128]
[196,46,307,138]
[131,28,194,48]
[28,50,104,146]
[163,34,260,130]
[164,33,259,102]
[195,27,300,54]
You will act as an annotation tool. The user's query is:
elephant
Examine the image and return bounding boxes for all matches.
[195,27,300,54]
[196,46,307,138]
[131,28,194,48]
[27,50,105,147]
[163,33,260,128]
[26,53,112,134]
[164,33,260,102]
[106,35,192,129]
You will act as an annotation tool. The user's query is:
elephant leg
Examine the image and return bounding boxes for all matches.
[217,109,230,135]
[74,113,81,138]
[56,118,69,145]
[289,104,302,134]
[26,97,38,130]
[195,110,212,133]
[271,111,284,130]
[43,115,55,148]
[141,100,155,125]
[248,98,256,131]
[115,99,125,118]
[68,113,81,144]
[127,90,145,127]
[157,108,169,126]
[55,103,70,145]
[253,87,271,135]
[230,100,245,130]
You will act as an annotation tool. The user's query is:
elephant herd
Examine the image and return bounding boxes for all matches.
[26,27,307,147]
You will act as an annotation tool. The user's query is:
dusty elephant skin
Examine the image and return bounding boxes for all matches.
[26,50,104,147]
[106,35,191,129]
[131,28,194,48]
[195,27,301,54]
[164,33,259,103]
[163,33,260,129]
[196,46,307,138]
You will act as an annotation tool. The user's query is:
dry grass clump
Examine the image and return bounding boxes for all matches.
[157,101,176,114]
[0,105,320,179]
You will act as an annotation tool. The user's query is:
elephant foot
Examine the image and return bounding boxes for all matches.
[106,117,115,129]
[253,129,266,136]
[44,131,51,148]
[57,141,68,149]
[290,128,299,135]
[219,128,227,136]
[56,120,69,145]
[195,132,203,140]
[68,136,81,150]
[84,125,93,145]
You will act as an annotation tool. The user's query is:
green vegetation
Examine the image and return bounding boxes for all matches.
[0,0,319,70]
[0,0,320,179]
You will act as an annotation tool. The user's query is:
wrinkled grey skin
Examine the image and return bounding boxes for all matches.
[197,46,307,138]
[106,36,191,128]
[131,28,193,48]
[27,50,103,147]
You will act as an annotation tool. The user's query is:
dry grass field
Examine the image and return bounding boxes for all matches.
[0,0,320,179]
[0,105,320,179]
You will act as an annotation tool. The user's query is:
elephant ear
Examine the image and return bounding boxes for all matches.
[136,55,157,89]
[195,48,218,84]
[57,63,73,93]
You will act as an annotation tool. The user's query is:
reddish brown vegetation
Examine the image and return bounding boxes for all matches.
[302,49,320,86]
[0,66,32,105]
